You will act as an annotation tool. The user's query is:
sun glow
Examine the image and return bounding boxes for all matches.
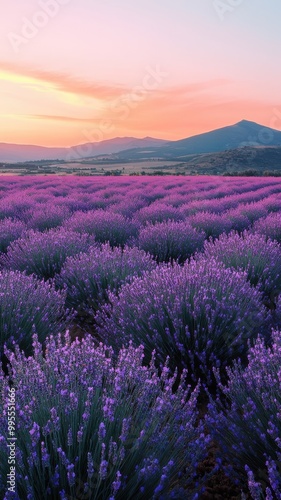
[0,70,50,89]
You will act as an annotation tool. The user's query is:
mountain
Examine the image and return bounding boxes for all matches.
[0,137,167,163]
[110,120,281,160]
[2,120,281,163]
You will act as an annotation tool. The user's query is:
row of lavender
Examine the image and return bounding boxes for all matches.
[0,176,281,498]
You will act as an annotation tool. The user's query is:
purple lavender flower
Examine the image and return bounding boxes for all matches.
[134,201,184,226]
[207,329,281,496]
[96,256,264,384]
[138,220,205,263]
[187,211,233,238]
[1,227,95,280]
[0,331,207,498]
[203,230,281,298]
[26,205,70,232]
[64,209,138,247]
[0,218,27,253]
[58,243,157,313]
[252,212,281,243]
[0,269,66,357]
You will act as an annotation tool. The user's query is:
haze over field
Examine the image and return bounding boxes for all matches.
[1,1,281,150]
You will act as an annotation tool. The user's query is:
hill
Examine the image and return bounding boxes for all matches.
[110,120,281,160]
[0,137,166,163]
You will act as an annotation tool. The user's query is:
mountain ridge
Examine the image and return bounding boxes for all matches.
[1,120,281,162]
[112,120,281,160]
[0,137,167,163]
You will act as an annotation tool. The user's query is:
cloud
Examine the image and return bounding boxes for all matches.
[160,79,231,97]
[0,61,126,99]
[30,114,98,123]
[0,61,232,105]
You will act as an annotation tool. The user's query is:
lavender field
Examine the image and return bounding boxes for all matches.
[1,175,281,499]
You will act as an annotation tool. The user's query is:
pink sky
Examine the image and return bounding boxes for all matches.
[0,0,281,146]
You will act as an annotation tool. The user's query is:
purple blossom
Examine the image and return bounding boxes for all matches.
[87,452,94,478]
[0,218,27,253]
[29,422,40,447]
[98,422,106,441]
[207,329,281,496]
[203,230,281,298]
[252,212,281,243]
[96,256,265,384]
[41,442,50,467]
[0,330,207,498]
[58,243,157,313]
[1,227,95,280]
[187,211,233,238]
[67,463,76,487]
[99,459,108,480]
[64,209,138,247]
[138,220,205,263]
[134,201,184,226]
[0,269,66,357]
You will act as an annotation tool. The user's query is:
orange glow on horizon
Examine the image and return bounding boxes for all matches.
[1,62,280,147]
[1,2,281,146]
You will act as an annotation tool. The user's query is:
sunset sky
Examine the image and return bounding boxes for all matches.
[1,0,281,146]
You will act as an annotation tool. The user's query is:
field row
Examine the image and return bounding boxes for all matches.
[0,176,281,498]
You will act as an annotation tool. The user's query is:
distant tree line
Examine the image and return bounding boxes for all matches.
[223,169,281,177]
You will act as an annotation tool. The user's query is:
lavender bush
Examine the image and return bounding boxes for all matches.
[207,329,281,497]
[96,257,265,385]
[0,333,210,499]
[58,244,157,313]
[134,202,184,226]
[239,202,268,223]
[138,221,205,263]
[1,228,95,280]
[252,212,281,243]
[203,231,281,298]
[0,218,26,253]
[0,194,35,221]
[27,205,70,232]
[0,270,66,357]
[225,208,251,232]
[188,212,233,239]
[64,210,138,247]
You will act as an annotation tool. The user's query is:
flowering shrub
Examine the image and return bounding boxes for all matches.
[0,194,35,221]
[109,197,147,218]
[225,208,251,232]
[188,212,233,239]
[262,194,281,213]
[160,193,188,208]
[207,329,281,497]
[96,257,265,385]
[203,231,281,298]
[1,228,95,280]
[134,202,184,226]
[0,218,26,253]
[239,202,268,223]
[27,205,70,232]
[58,244,157,313]
[179,198,237,216]
[57,195,108,213]
[64,210,138,247]
[138,221,205,263]
[0,333,210,499]
[252,212,281,243]
[263,194,281,212]
[0,270,66,357]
